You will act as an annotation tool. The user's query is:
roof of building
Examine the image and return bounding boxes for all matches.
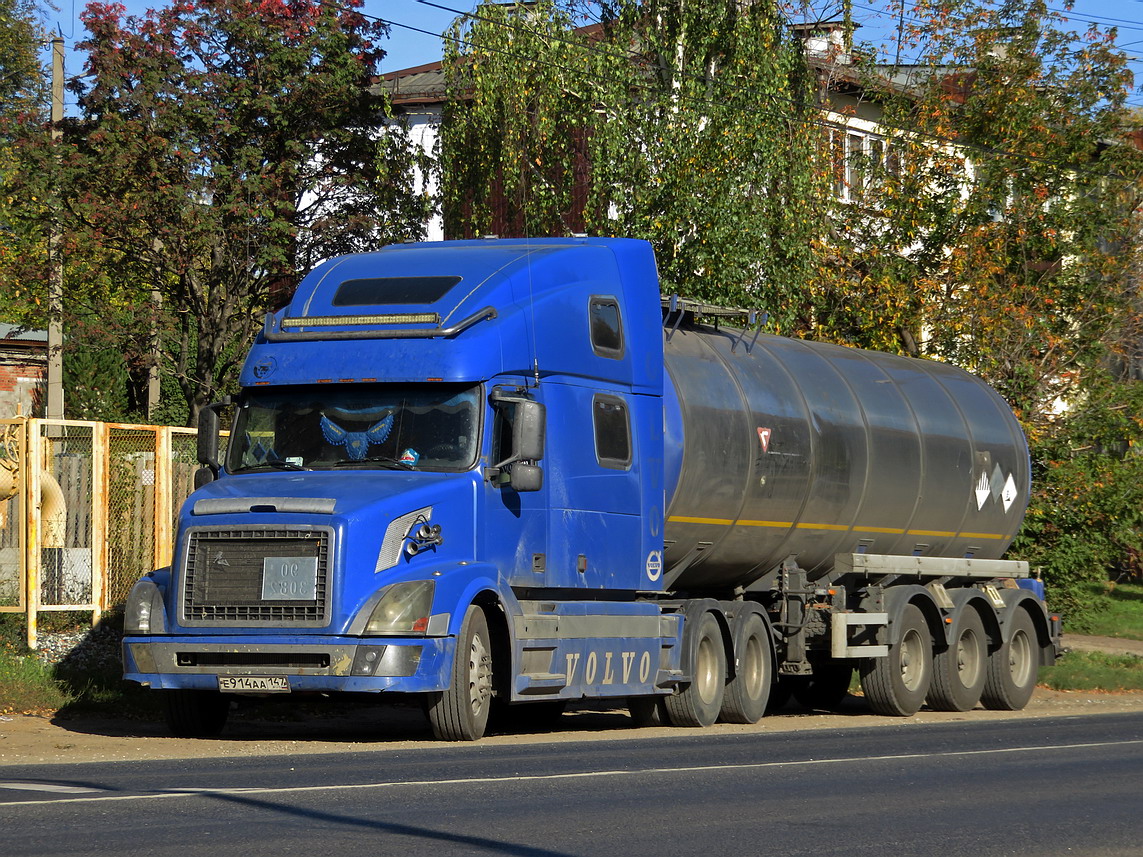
[0,323,46,344]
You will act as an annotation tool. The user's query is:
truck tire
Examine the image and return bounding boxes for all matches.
[720,612,772,724]
[860,603,932,716]
[793,661,854,711]
[928,606,987,711]
[664,611,726,727]
[981,607,1037,710]
[163,689,229,738]
[427,605,494,740]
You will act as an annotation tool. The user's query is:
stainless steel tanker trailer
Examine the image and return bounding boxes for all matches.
[121,237,1060,740]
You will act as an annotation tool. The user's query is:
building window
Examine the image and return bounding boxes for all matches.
[828,126,901,203]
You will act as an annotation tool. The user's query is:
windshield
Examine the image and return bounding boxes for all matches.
[227,384,481,472]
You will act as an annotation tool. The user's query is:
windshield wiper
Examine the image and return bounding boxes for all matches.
[264,456,309,471]
[332,456,415,470]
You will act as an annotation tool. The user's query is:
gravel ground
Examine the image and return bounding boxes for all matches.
[33,624,122,675]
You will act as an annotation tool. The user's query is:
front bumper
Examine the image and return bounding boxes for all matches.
[122,634,453,693]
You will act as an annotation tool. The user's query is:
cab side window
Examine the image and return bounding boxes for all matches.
[593,394,631,469]
[589,297,624,358]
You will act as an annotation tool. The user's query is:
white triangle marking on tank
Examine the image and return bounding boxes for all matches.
[975,471,991,510]
[1002,474,1018,512]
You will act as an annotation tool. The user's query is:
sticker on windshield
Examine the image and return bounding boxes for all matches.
[399,448,420,465]
[321,413,393,461]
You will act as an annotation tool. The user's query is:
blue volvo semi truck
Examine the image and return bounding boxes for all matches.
[122,237,1060,740]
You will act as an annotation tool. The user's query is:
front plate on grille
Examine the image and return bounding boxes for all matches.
[218,675,291,693]
[261,556,319,600]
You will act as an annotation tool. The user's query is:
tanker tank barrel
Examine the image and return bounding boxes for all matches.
[661,308,1030,594]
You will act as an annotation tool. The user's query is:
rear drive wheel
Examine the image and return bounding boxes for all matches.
[664,611,727,727]
[928,607,987,711]
[981,607,1038,710]
[720,612,772,724]
[428,605,493,740]
[163,689,229,738]
[860,603,932,716]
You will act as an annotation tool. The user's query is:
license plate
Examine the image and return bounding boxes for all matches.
[217,675,290,693]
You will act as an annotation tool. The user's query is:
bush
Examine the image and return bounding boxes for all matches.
[1011,375,1143,628]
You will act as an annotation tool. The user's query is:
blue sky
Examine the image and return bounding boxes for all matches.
[39,0,1143,107]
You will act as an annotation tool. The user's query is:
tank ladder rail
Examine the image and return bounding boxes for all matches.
[661,296,767,352]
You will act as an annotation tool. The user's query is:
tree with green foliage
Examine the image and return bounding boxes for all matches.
[821,0,1141,425]
[0,0,47,331]
[0,0,44,125]
[5,0,430,424]
[440,0,826,319]
[815,0,1143,618]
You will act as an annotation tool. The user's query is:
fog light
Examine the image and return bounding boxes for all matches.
[352,646,387,676]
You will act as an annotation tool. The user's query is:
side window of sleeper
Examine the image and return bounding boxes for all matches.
[590,298,624,359]
[593,394,631,470]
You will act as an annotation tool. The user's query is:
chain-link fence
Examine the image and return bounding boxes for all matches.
[0,418,202,647]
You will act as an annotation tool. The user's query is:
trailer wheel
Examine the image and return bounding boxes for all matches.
[793,661,854,711]
[664,611,726,727]
[720,613,772,724]
[427,605,493,740]
[860,603,932,716]
[928,607,987,711]
[981,607,1037,710]
[163,689,229,738]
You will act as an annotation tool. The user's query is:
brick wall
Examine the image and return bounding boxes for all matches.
[0,346,46,417]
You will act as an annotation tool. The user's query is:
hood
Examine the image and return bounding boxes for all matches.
[186,470,475,527]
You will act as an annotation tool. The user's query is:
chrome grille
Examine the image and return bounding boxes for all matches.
[181,527,333,627]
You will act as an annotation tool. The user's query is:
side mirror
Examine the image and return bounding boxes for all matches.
[512,400,545,462]
[510,463,543,492]
[488,390,545,492]
[195,397,231,486]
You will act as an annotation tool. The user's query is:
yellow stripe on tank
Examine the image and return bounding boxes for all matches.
[666,516,1007,540]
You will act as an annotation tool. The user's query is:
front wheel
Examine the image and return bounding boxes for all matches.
[428,605,494,740]
[981,608,1038,711]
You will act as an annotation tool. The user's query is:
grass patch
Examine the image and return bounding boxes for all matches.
[1040,649,1143,692]
[1078,582,1143,641]
[0,654,73,714]
[0,610,161,719]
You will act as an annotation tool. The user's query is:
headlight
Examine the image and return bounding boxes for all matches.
[362,580,435,635]
[124,577,167,635]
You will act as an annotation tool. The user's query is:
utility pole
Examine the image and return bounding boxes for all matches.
[46,34,64,421]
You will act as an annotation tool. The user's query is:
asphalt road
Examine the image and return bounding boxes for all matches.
[1,712,1142,856]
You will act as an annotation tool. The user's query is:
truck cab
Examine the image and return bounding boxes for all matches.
[122,238,679,739]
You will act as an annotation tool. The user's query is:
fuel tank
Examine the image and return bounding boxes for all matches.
[661,321,1030,591]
